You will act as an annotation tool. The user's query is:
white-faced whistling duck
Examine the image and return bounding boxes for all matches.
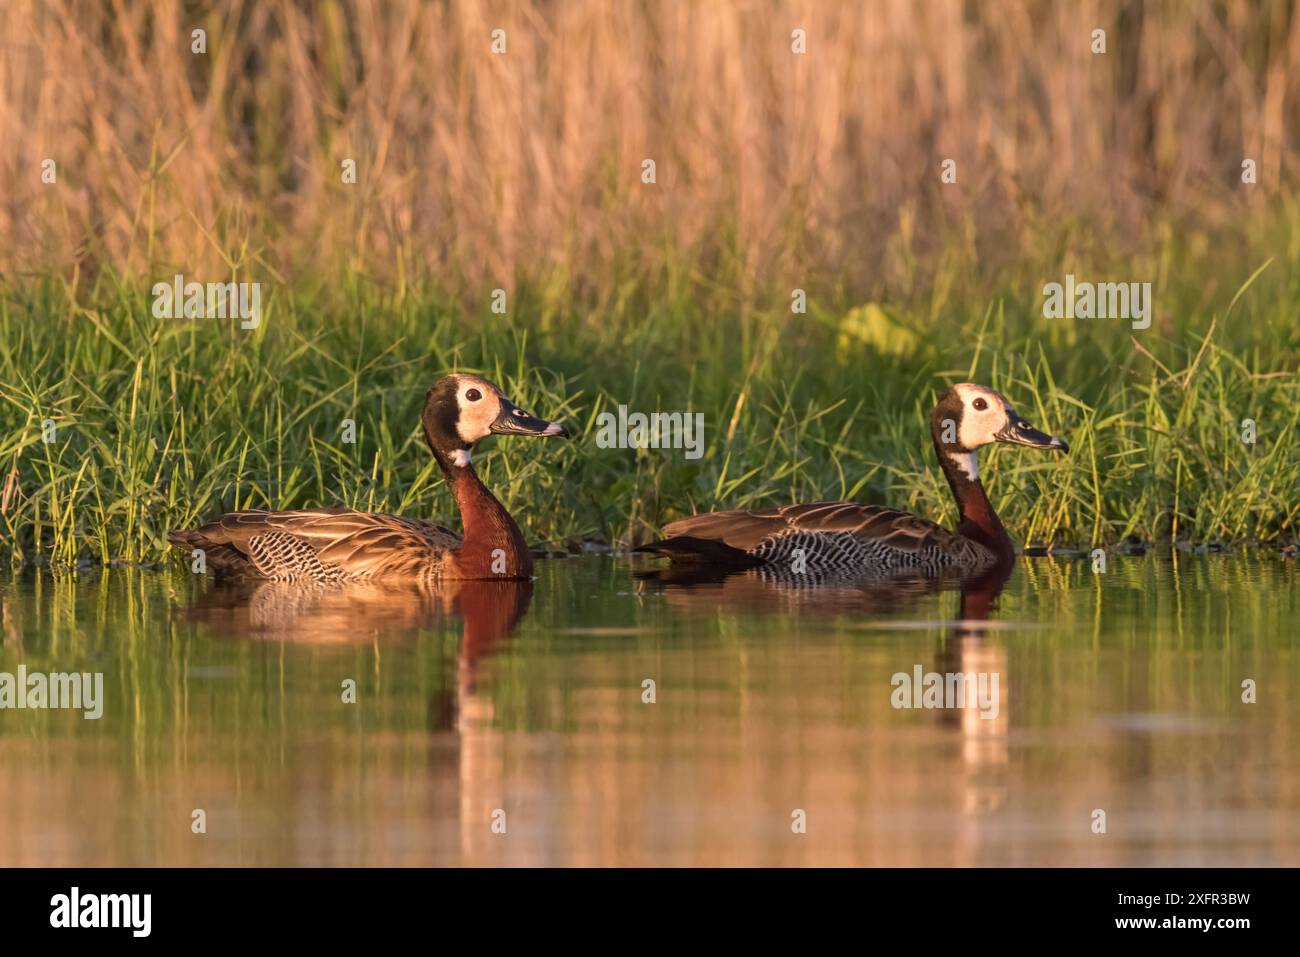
[637,383,1068,577]
[167,374,568,583]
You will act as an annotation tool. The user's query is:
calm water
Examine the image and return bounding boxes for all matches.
[0,553,1296,867]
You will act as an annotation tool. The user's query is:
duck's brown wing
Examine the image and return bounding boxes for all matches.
[643,501,992,571]
[168,507,460,581]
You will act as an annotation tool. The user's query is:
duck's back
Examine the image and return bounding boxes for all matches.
[167,508,460,583]
[642,501,994,574]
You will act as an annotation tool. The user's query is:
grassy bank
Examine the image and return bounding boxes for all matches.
[3,2,1299,566]
[2,244,1297,568]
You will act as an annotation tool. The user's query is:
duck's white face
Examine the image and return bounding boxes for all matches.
[952,383,1013,450]
[936,383,1069,482]
[445,374,567,466]
[452,375,508,444]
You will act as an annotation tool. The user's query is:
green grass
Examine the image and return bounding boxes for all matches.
[1,248,1298,569]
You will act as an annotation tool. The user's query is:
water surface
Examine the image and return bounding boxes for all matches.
[1,553,1296,866]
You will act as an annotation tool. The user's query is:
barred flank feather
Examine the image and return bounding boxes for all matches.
[641,501,995,573]
[168,508,461,584]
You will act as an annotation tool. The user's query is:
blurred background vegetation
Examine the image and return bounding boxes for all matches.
[0,0,1297,562]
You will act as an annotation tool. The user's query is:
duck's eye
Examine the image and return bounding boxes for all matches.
[465,388,482,402]
[972,397,988,411]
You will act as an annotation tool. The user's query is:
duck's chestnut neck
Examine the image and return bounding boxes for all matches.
[442,457,533,580]
[421,389,531,578]
[930,428,1014,562]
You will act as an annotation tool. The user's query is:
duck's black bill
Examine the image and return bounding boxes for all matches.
[490,404,569,438]
[997,415,1069,453]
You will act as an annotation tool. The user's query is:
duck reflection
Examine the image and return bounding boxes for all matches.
[635,559,1007,618]
[180,578,532,727]
[179,576,532,654]
[936,565,1011,822]
[637,558,1014,829]
[178,576,534,863]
